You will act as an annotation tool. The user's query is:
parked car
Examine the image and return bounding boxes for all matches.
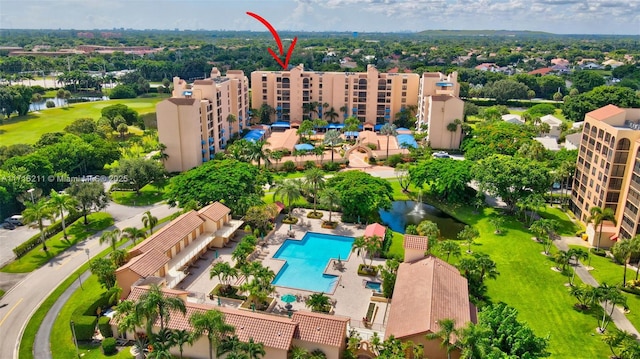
[1,222,16,230]
[5,215,24,226]
[432,151,451,158]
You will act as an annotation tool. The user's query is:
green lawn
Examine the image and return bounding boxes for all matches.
[0,96,168,145]
[110,179,168,206]
[538,205,581,236]
[0,289,4,298]
[571,246,640,332]
[1,212,114,273]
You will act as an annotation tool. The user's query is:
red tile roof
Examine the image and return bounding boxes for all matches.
[364,223,386,239]
[292,311,349,347]
[198,202,231,222]
[385,256,473,339]
[403,235,429,252]
[116,249,169,277]
[130,210,204,256]
[587,104,625,121]
[527,67,552,75]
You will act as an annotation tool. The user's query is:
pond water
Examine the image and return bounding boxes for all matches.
[29,96,109,111]
[379,200,467,239]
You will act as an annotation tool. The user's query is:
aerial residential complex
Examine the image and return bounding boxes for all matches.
[156,68,250,172]
[570,104,640,248]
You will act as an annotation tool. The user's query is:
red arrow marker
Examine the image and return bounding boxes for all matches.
[247,12,297,70]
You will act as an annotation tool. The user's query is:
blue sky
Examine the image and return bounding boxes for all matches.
[1,0,639,35]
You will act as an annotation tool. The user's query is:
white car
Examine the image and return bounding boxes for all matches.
[432,151,451,158]
[5,215,24,226]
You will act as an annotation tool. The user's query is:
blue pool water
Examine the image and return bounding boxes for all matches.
[272,232,354,293]
[365,281,382,292]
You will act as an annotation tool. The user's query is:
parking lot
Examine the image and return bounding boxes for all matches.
[0,224,40,267]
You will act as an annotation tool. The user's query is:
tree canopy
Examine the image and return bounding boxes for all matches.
[562,85,640,121]
[165,159,266,215]
[325,170,393,223]
[409,158,473,202]
[461,121,536,161]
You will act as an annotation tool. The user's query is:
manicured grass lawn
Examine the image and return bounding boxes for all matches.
[0,96,168,146]
[1,213,114,273]
[110,179,168,206]
[538,205,581,236]
[386,231,405,259]
[0,289,4,298]
[571,246,640,332]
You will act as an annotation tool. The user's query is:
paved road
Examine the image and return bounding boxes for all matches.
[0,203,178,359]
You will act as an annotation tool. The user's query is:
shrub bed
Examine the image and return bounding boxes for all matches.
[282,217,299,224]
[307,211,323,219]
[210,284,247,300]
[98,316,113,338]
[321,221,338,229]
[591,248,607,257]
[357,264,379,276]
[102,337,117,355]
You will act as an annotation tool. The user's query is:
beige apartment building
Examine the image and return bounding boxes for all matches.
[156,68,249,172]
[416,72,465,150]
[251,64,420,127]
[571,104,640,248]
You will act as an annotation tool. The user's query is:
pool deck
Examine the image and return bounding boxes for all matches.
[179,207,388,335]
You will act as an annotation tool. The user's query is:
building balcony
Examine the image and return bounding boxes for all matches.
[435,89,454,96]
[166,231,216,288]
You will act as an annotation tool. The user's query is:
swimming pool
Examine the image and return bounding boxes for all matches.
[365,281,382,293]
[272,232,354,293]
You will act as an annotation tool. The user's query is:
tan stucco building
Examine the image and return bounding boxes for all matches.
[251,64,420,127]
[113,285,349,359]
[570,105,640,248]
[416,72,465,150]
[116,202,243,298]
[156,68,249,172]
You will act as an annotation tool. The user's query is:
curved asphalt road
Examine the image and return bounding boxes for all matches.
[0,203,178,359]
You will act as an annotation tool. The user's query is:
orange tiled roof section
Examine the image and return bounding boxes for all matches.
[198,202,231,222]
[130,211,204,256]
[116,249,170,277]
[587,104,625,121]
[364,223,386,239]
[403,234,429,252]
[385,256,473,339]
[125,286,297,350]
[292,311,350,347]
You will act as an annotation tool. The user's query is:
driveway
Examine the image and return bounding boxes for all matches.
[0,225,39,268]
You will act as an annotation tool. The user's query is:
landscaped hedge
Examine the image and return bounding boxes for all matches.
[464,98,563,109]
[98,316,113,338]
[591,248,607,257]
[71,313,97,341]
[12,212,82,258]
[102,337,117,355]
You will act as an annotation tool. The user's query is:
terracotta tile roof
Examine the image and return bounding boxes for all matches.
[116,249,169,277]
[198,202,231,222]
[385,256,473,339]
[403,235,429,252]
[527,67,552,75]
[364,223,386,239]
[292,311,349,348]
[130,211,204,256]
[124,286,297,350]
[167,98,196,106]
[126,285,189,302]
[587,104,625,121]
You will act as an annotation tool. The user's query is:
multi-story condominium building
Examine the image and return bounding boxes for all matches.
[416,72,464,150]
[156,68,249,172]
[251,64,420,127]
[570,104,640,248]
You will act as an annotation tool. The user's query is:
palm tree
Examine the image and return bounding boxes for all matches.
[142,210,158,235]
[169,329,194,359]
[530,218,559,255]
[270,150,284,169]
[210,261,238,293]
[305,292,331,313]
[570,284,598,310]
[248,139,271,168]
[426,318,458,359]
[155,143,169,164]
[339,105,349,119]
[457,225,480,254]
[352,236,368,267]
[553,250,572,272]
[344,116,360,133]
[22,199,52,251]
[99,228,122,251]
[417,219,440,253]
[473,253,499,282]
[446,122,458,149]
[597,283,627,333]
[149,328,174,359]
[319,188,341,224]
[289,346,310,359]
[135,284,187,336]
[588,206,617,251]
[122,226,147,245]
[305,168,325,215]
[489,216,504,234]
[323,130,342,163]
[111,248,128,266]
[325,107,339,123]
[612,238,639,287]
[380,123,397,159]
[47,189,77,240]
[243,338,266,359]
[458,322,490,359]
[273,179,302,220]
[439,240,461,262]
[190,309,235,359]
[217,335,244,358]
[114,299,141,339]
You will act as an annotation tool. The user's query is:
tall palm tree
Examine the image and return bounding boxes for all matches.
[114,299,141,339]
[597,283,627,333]
[439,240,461,262]
[323,130,342,163]
[99,228,122,251]
[190,309,235,359]
[457,225,480,254]
[417,220,440,254]
[217,335,244,358]
[612,238,639,287]
[458,322,490,359]
[305,292,331,313]
[22,198,53,252]
[588,206,617,251]
[248,139,271,168]
[339,105,349,119]
[135,284,187,337]
[47,189,77,240]
[122,226,147,245]
[210,261,238,292]
[111,248,128,267]
[169,329,194,359]
[273,179,302,220]
[305,168,325,214]
[319,188,341,224]
[142,210,158,235]
[380,123,397,159]
[426,318,458,359]
[325,107,339,123]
